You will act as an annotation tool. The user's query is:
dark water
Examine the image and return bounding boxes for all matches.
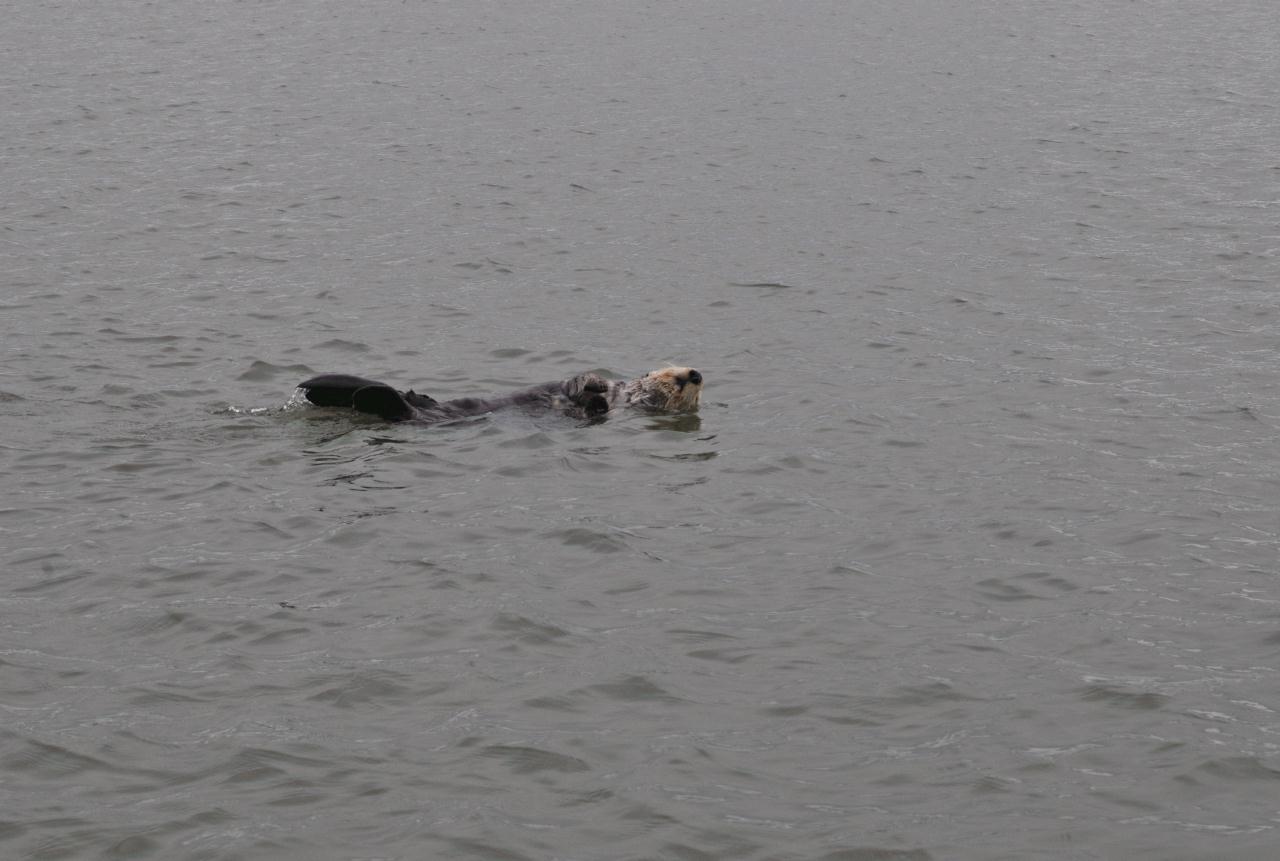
[4,2,1280,859]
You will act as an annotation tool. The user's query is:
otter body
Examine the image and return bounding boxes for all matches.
[297,367,702,423]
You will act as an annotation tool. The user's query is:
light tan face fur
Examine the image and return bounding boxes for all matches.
[632,366,703,411]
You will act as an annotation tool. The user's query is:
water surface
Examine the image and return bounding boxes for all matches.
[4,2,1280,859]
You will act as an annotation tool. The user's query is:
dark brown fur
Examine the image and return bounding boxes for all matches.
[297,366,702,423]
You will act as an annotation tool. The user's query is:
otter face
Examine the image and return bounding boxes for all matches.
[633,366,703,411]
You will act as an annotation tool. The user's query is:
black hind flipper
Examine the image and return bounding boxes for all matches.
[298,374,389,408]
[352,384,415,421]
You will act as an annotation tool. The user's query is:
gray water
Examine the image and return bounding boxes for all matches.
[4,2,1280,859]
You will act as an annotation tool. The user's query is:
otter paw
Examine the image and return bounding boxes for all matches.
[582,393,611,416]
[567,373,609,400]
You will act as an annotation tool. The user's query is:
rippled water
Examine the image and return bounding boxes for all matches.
[4,2,1280,859]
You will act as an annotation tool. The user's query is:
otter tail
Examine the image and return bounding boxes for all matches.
[298,374,436,421]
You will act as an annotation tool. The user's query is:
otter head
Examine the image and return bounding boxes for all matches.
[630,366,704,411]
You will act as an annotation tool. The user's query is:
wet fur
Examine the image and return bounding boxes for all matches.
[297,366,702,423]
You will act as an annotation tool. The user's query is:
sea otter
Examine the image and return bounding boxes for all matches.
[297,366,703,422]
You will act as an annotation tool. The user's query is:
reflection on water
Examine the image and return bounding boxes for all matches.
[644,413,703,434]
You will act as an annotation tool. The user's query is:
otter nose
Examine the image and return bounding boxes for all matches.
[687,369,703,385]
